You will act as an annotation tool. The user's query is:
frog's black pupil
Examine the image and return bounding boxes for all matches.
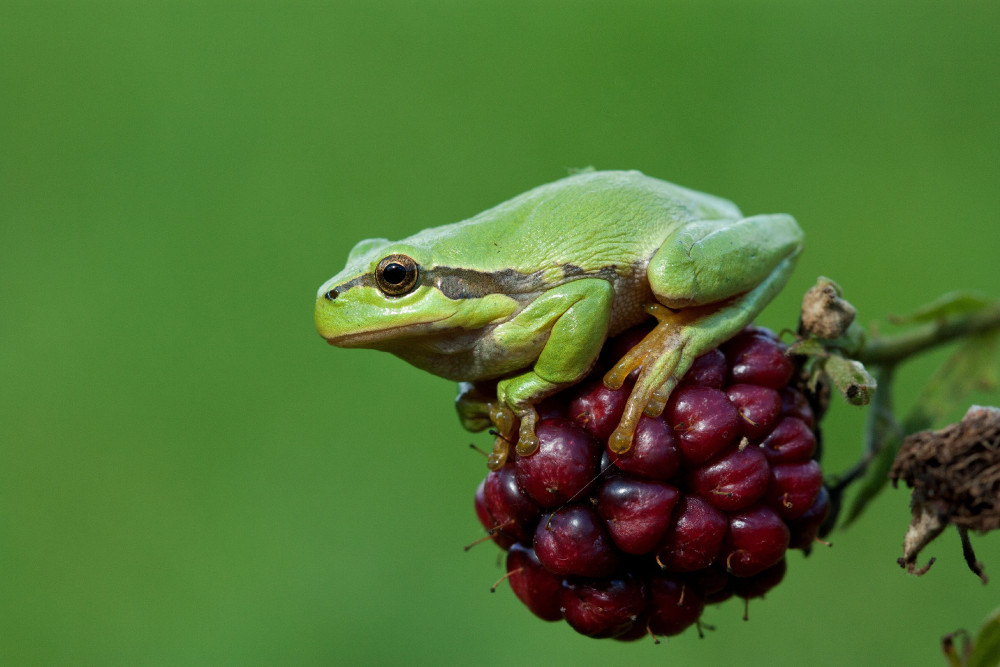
[383,263,407,284]
[325,289,338,301]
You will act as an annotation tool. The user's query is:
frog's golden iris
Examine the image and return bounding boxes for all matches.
[375,254,419,297]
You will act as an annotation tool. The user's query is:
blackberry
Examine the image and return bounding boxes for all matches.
[472,325,825,640]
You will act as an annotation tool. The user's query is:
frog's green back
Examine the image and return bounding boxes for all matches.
[405,170,742,275]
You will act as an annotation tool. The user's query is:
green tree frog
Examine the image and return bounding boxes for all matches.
[315,170,802,467]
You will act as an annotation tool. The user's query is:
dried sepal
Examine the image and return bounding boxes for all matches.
[890,405,1000,583]
[801,277,857,340]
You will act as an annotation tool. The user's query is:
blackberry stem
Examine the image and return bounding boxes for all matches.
[856,302,1000,366]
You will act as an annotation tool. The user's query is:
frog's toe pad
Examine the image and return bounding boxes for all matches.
[514,406,541,457]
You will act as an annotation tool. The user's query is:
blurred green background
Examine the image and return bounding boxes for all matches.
[2,1,998,664]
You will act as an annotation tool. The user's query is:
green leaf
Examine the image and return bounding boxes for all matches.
[890,291,997,325]
[967,606,1000,667]
[904,330,1000,433]
[826,354,877,406]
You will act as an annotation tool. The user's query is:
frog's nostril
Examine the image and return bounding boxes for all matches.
[325,289,339,301]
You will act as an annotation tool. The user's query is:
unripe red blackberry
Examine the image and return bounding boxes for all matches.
[656,493,729,572]
[761,417,817,464]
[606,415,680,480]
[559,573,647,638]
[646,575,706,636]
[483,463,540,545]
[687,445,770,512]
[595,477,679,554]
[471,324,826,641]
[680,348,728,389]
[726,384,783,443]
[765,460,824,520]
[787,486,831,552]
[533,505,620,577]
[667,385,742,465]
[505,544,563,622]
[514,418,600,508]
[724,328,795,388]
[722,504,791,577]
[568,377,631,442]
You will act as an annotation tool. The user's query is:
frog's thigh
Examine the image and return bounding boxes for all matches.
[493,278,613,404]
[648,214,803,307]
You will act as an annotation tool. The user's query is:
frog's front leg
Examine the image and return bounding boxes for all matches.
[605,214,803,453]
[492,278,613,457]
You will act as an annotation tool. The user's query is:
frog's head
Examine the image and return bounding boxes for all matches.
[314,237,517,350]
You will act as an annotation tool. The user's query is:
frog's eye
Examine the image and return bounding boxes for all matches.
[375,254,419,296]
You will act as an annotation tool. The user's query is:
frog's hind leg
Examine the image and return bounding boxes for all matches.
[603,213,803,454]
[603,303,708,453]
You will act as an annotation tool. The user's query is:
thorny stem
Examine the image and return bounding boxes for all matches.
[855,303,1000,366]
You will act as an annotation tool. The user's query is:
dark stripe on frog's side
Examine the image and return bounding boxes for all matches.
[333,264,624,300]
[432,264,626,299]
[429,266,548,299]
[561,263,622,280]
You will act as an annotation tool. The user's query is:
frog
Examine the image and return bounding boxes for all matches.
[315,170,803,469]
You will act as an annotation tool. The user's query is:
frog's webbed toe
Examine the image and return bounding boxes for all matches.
[484,402,517,470]
[514,406,540,457]
[486,436,510,471]
[603,304,705,453]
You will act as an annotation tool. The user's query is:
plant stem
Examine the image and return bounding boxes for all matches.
[856,304,1000,366]
[833,296,1000,528]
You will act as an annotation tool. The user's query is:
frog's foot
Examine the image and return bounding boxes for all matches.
[483,403,540,468]
[485,401,517,471]
[489,401,517,442]
[603,303,710,454]
[485,402,542,466]
[457,383,517,470]
[496,372,560,460]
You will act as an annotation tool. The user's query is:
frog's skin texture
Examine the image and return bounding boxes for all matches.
[315,170,803,465]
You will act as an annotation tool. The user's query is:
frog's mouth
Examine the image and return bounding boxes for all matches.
[321,313,459,348]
